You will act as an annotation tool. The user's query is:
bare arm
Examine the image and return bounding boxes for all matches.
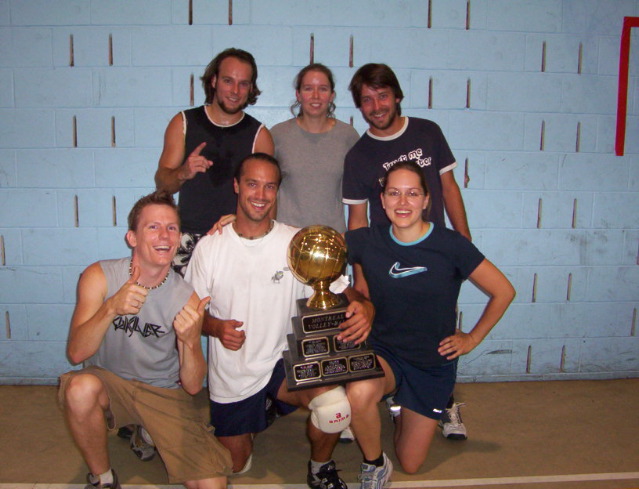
[174,293,209,394]
[441,170,471,241]
[254,126,274,155]
[67,263,148,364]
[438,259,515,360]
[155,113,213,194]
[201,312,246,351]
[346,202,369,231]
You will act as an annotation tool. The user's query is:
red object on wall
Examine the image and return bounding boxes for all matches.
[616,17,639,156]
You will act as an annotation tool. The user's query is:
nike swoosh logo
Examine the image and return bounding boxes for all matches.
[388,262,427,278]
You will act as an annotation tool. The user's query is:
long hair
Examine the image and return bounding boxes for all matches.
[200,48,261,105]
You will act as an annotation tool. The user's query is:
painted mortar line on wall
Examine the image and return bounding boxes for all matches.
[74,195,79,227]
[111,117,116,147]
[539,120,545,151]
[310,33,315,64]
[566,273,572,301]
[108,34,113,66]
[228,0,233,25]
[536,198,542,228]
[541,41,546,72]
[4,311,9,340]
[571,199,577,228]
[72,116,77,148]
[463,158,470,188]
[577,42,583,74]
[349,35,354,68]
[428,77,433,109]
[466,0,471,30]
[112,196,117,227]
[69,34,74,67]
[190,74,194,106]
[575,122,581,153]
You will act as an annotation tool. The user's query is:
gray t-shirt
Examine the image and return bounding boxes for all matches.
[85,257,194,389]
[271,118,359,233]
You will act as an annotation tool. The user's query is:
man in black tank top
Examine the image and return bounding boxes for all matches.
[155,48,274,275]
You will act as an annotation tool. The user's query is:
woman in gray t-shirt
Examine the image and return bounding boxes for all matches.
[270,64,359,233]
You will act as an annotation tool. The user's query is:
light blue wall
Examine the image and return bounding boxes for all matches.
[1,0,637,384]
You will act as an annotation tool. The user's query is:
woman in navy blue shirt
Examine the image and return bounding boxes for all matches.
[345,160,515,487]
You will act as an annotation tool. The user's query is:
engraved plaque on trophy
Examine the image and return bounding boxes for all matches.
[282,225,384,390]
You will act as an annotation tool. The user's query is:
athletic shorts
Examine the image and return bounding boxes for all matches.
[209,359,297,437]
[58,366,232,483]
[373,342,457,421]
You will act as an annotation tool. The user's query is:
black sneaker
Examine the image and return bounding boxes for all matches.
[116,425,134,440]
[265,396,280,427]
[307,460,348,489]
[84,469,121,489]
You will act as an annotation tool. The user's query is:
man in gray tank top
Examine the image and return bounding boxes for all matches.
[58,191,231,489]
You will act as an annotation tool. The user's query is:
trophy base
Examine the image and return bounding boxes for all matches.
[283,349,385,391]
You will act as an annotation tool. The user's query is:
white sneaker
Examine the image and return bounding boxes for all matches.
[359,452,393,489]
[385,396,401,421]
[232,453,253,475]
[438,402,467,440]
[338,426,356,443]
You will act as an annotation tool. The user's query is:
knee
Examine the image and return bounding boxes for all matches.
[398,458,422,475]
[184,477,227,489]
[346,380,381,412]
[64,373,104,412]
[308,386,351,433]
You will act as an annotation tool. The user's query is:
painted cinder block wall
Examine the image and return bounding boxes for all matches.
[0,0,637,384]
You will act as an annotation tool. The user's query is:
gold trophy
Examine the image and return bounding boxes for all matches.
[283,225,383,390]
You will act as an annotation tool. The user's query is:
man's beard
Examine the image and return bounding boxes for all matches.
[364,108,397,131]
[218,98,247,115]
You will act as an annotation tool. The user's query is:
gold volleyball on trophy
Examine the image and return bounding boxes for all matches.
[287,225,347,310]
[283,225,384,390]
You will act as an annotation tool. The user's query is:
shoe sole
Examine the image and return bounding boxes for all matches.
[338,437,354,444]
[443,433,468,440]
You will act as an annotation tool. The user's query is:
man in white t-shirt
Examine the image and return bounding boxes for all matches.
[185,153,374,489]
